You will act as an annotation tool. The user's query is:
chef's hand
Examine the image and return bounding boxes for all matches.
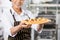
[19,22,31,28]
[37,24,44,31]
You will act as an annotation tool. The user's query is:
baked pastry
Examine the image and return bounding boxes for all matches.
[21,17,51,24]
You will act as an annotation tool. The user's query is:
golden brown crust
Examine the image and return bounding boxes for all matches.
[21,18,51,24]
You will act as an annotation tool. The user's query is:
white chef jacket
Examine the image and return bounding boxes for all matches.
[1,7,43,40]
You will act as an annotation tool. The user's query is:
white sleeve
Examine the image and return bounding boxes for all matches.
[1,13,17,37]
[31,24,43,33]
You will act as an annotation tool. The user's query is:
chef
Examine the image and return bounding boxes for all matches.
[1,0,43,40]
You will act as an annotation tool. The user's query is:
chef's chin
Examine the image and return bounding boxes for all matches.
[17,5,24,8]
[17,6,22,8]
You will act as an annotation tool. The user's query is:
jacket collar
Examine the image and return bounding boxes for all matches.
[10,7,25,16]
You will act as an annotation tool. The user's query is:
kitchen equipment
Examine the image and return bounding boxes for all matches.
[32,0,53,4]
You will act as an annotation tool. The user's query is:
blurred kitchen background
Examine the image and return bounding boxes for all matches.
[0,0,60,40]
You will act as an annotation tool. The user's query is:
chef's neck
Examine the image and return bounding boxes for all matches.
[12,5,22,15]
